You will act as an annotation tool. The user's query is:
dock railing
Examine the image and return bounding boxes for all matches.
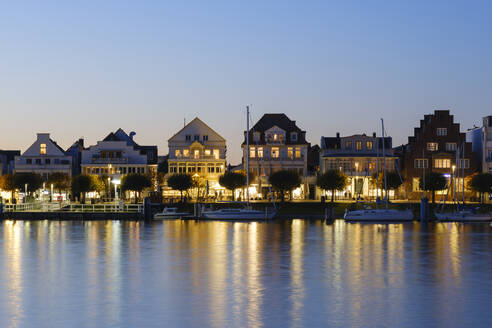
[1,201,143,213]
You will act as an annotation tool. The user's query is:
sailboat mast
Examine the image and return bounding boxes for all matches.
[381,119,388,207]
[462,143,465,204]
[246,106,250,205]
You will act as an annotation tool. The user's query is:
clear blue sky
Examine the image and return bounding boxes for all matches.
[1,1,491,163]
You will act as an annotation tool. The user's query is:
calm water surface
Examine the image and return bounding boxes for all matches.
[0,220,491,328]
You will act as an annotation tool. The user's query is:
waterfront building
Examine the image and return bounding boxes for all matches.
[81,129,158,181]
[165,118,227,199]
[0,150,20,176]
[242,113,310,199]
[401,110,477,200]
[14,133,72,179]
[66,138,85,176]
[466,116,492,174]
[319,132,397,200]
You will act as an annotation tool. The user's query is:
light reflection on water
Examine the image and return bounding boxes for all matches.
[0,220,491,327]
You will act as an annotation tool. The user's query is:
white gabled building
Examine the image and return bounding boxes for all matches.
[81,129,158,179]
[166,117,227,198]
[14,133,72,178]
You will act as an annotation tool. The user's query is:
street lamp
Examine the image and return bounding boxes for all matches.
[452,165,456,202]
[111,179,121,201]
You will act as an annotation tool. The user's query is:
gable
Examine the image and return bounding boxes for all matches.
[168,117,225,142]
[22,134,66,157]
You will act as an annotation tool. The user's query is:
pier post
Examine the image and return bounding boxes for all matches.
[0,202,4,221]
[420,197,429,222]
[143,197,151,221]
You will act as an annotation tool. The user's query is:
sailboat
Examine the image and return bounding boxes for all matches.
[435,144,492,222]
[344,119,414,222]
[201,106,277,220]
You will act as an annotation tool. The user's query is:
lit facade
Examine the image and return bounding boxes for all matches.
[14,133,72,179]
[320,133,397,200]
[81,129,158,180]
[242,114,310,199]
[401,110,477,200]
[165,118,227,198]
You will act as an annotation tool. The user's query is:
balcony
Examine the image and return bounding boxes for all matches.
[172,154,222,161]
[91,157,129,164]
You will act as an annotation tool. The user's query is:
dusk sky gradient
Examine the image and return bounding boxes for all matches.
[1,1,491,163]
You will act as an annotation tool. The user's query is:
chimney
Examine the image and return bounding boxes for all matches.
[372,132,376,138]
[336,132,340,138]
[37,133,50,140]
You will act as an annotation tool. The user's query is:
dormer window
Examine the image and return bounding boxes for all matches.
[185,135,191,141]
[291,132,298,142]
[194,135,200,141]
[203,135,208,141]
[253,132,260,142]
[40,143,47,155]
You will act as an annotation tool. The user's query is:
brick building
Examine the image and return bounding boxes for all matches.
[400,110,478,200]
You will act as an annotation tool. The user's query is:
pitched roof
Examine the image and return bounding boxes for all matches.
[244,113,308,145]
[251,114,303,133]
[168,117,226,142]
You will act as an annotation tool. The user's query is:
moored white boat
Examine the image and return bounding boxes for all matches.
[154,207,191,220]
[201,207,276,220]
[201,106,277,221]
[344,208,414,221]
[435,211,492,222]
[344,119,413,222]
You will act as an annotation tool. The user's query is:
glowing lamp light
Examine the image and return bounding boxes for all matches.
[112,179,121,185]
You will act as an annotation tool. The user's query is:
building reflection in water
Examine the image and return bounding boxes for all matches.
[0,219,489,327]
[289,219,305,328]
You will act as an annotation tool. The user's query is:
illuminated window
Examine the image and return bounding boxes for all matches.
[175,149,181,157]
[213,149,219,159]
[258,147,263,158]
[40,143,47,155]
[288,147,293,159]
[434,158,451,168]
[366,141,373,150]
[271,147,279,158]
[204,149,211,156]
[183,149,189,157]
[216,165,222,173]
[250,147,256,158]
[412,178,421,191]
[427,143,438,151]
[295,147,301,158]
[356,141,362,151]
[194,150,200,159]
[345,141,352,149]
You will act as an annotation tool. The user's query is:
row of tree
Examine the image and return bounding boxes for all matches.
[2,170,492,204]
[0,172,153,203]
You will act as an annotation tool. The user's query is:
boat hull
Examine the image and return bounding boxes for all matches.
[344,209,414,222]
[201,210,276,220]
[435,212,492,222]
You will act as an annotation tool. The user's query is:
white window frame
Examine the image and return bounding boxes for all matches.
[437,128,447,136]
[414,158,428,169]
